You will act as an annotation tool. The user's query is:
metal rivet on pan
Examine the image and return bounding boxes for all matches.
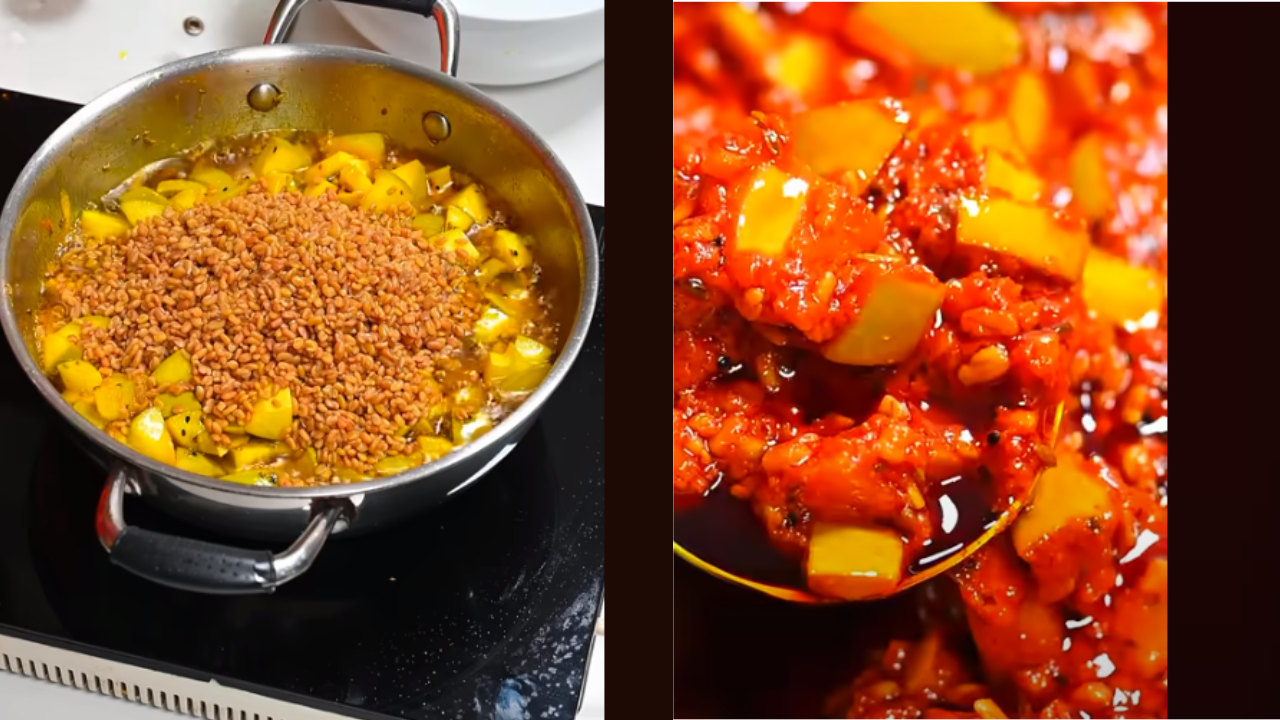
[247,83,284,112]
[183,17,205,36]
[422,111,451,143]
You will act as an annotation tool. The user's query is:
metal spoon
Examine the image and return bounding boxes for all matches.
[674,402,1064,604]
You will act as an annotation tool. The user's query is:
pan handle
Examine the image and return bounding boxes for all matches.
[263,0,460,77]
[96,462,346,594]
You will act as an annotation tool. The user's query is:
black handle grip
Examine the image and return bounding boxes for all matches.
[340,0,437,16]
[110,527,278,595]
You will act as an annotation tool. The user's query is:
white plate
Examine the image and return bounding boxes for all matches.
[333,0,604,86]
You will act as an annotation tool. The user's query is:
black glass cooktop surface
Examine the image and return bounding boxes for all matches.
[0,90,604,720]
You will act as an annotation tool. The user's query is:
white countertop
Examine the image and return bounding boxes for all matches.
[0,1,604,718]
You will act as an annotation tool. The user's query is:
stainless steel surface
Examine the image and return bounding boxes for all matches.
[0,3,599,565]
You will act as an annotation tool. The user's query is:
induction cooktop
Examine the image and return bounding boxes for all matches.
[0,89,605,720]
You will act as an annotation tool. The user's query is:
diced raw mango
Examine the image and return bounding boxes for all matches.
[252,136,314,176]
[41,326,82,372]
[968,119,1026,164]
[337,191,364,207]
[453,412,495,445]
[230,440,289,470]
[854,2,1023,75]
[189,166,236,191]
[492,230,532,271]
[430,229,480,263]
[119,199,167,225]
[392,160,429,205]
[767,34,831,98]
[475,258,507,286]
[791,101,905,192]
[127,407,176,464]
[168,187,205,210]
[956,197,1090,282]
[327,133,385,163]
[485,286,535,320]
[426,165,453,194]
[474,306,519,344]
[985,151,1044,202]
[120,187,169,206]
[156,391,199,418]
[412,213,446,236]
[151,349,193,387]
[94,375,137,421]
[485,335,553,393]
[822,274,945,366]
[244,388,293,440]
[373,453,425,477]
[304,152,367,185]
[165,410,204,449]
[72,398,108,428]
[155,179,208,197]
[417,436,454,461]
[176,449,225,477]
[1070,132,1113,221]
[1082,251,1165,329]
[359,169,414,214]
[80,210,132,239]
[1008,71,1051,155]
[449,184,491,224]
[339,164,373,193]
[205,180,249,204]
[807,522,905,600]
[57,360,103,393]
[221,469,279,486]
[260,171,295,195]
[1113,558,1168,679]
[1012,459,1114,558]
[196,431,230,457]
[304,180,338,198]
[735,165,807,257]
[446,205,475,231]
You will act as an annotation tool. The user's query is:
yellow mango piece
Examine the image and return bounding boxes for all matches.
[474,306,519,344]
[165,410,205,449]
[303,152,367,185]
[430,229,480,263]
[792,101,906,192]
[767,34,827,97]
[196,431,230,457]
[127,407,176,464]
[189,166,236,191]
[1012,458,1113,558]
[412,213,446,237]
[338,164,373,193]
[392,160,429,205]
[221,469,279,486]
[417,436,454,462]
[120,187,169,206]
[823,274,944,367]
[119,200,167,225]
[735,165,807,257]
[485,286,535,320]
[475,258,508,286]
[985,151,1044,203]
[449,184,491,224]
[485,336,553,392]
[206,180,250,204]
[1113,558,1168,680]
[491,230,532,271]
[260,171,295,195]
[80,210,132,239]
[156,391,199,418]
[252,136,314,176]
[1070,132,1113,222]
[453,412,495,445]
[155,179,208,197]
[328,133,386,163]
[360,169,414,214]
[1082,251,1165,329]
[806,523,905,600]
[1008,71,1051,155]
[304,180,338,198]
[230,440,289,470]
[373,453,426,477]
[446,205,475,231]
[176,449,225,477]
[956,197,1090,283]
[62,388,88,404]
[94,375,137,421]
[426,165,453,194]
[968,119,1026,164]
[41,323,83,373]
[57,359,103,394]
[245,388,293,440]
[854,2,1023,75]
[151,349,193,387]
[168,187,205,210]
[337,191,365,207]
[72,398,108,429]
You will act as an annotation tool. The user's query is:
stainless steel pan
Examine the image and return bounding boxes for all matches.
[0,0,599,595]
